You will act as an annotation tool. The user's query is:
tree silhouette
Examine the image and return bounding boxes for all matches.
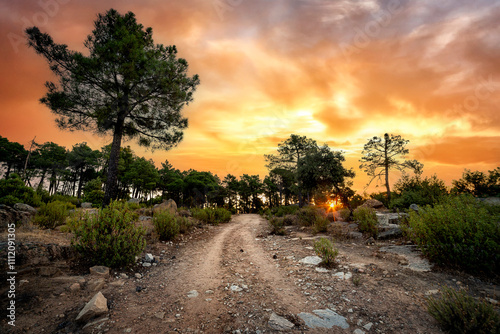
[26,9,199,205]
[359,133,422,203]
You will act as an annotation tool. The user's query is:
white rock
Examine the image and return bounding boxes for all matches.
[187,290,199,298]
[144,253,154,263]
[299,256,323,265]
[268,313,294,330]
[354,329,366,334]
[363,322,373,330]
[76,292,108,322]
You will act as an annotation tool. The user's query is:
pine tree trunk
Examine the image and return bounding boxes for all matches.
[103,118,125,206]
[384,135,391,204]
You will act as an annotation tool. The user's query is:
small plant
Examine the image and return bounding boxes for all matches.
[71,200,146,268]
[352,206,378,238]
[352,274,361,286]
[192,207,231,225]
[313,215,329,234]
[153,211,181,241]
[33,200,76,229]
[269,217,286,235]
[313,237,338,268]
[427,287,500,334]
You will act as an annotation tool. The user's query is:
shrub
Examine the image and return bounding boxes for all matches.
[71,200,146,268]
[392,173,448,209]
[314,238,338,268]
[273,205,299,217]
[338,208,351,221]
[0,173,41,207]
[427,287,500,334]
[192,207,231,225]
[353,206,378,238]
[282,214,296,226]
[296,206,325,227]
[404,194,500,275]
[33,200,75,229]
[153,211,180,241]
[48,193,80,207]
[82,177,104,206]
[313,215,329,234]
[269,217,286,235]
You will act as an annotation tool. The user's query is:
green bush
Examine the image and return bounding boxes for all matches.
[296,206,325,227]
[314,238,338,267]
[192,207,231,225]
[353,206,378,238]
[269,217,286,235]
[313,215,329,234]
[0,173,41,207]
[33,200,75,229]
[404,194,500,275]
[153,211,181,241]
[338,208,351,221]
[48,193,80,206]
[392,174,448,209]
[282,214,296,226]
[71,200,146,268]
[273,205,299,217]
[427,287,500,334]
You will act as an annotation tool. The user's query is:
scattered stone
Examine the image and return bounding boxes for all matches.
[81,202,93,209]
[425,290,439,296]
[135,273,142,279]
[354,329,366,334]
[82,317,109,329]
[187,290,199,298]
[124,328,132,333]
[363,322,373,330]
[13,203,37,214]
[142,262,152,267]
[19,279,29,287]
[365,237,375,245]
[128,198,140,204]
[298,309,349,329]
[348,232,363,239]
[268,313,294,330]
[361,199,385,209]
[110,279,125,287]
[76,292,108,323]
[144,253,155,263]
[69,283,81,292]
[486,298,499,305]
[230,285,243,292]
[88,278,105,292]
[333,272,352,280]
[52,276,86,284]
[154,312,165,319]
[299,256,323,265]
[90,266,110,278]
[380,245,433,272]
[378,227,403,240]
[315,267,329,273]
[120,273,129,279]
[205,290,214,294]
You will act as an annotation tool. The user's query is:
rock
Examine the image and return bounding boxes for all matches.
[376,213,407,226]
[142,262,152,267]
[363,322,373,330]
[230,285,243,292]
[39,266,63,277]
[361,199,385,209]
[90,266,110,278]
[110,279,125,287]
[120,273,129,279]
[425,289,439,296]
[354,329,366,334]
[13,203,37,214]
[298,309,349,329]
[82,317,109,329]
[52,276,86,284]
[154,312,165,319]
[88,278,105,292]
[76,292,108,323]
[153,199,177,214]
[134,273,142,279]
[144,253,155,263]
[333,272,352,280]
[478,197,500,206]
[0,204,36,231]
[348,231,363,239]
[316,267,329,273]
[178,209,191,217]
[299,256,323,265]
[139,215,152,221]
[377,227,402,240]
[81,202,93,209]
[268,313,294,330]
[127,198,140,204]
[69,283,81,292]
[365,237,375,245]
[409,204,419,212]
[187,290,199,298]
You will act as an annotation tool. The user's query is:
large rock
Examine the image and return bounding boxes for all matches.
[153,199,177,214]
[81,202,93,209]
[268,313,295,330]
[76,292,108,323]
[90,266,110,278]
[298,309,349,329]
[0,204,36,231]
[478,197,500,206]
[127,198,140,204]
[361,199,385,209]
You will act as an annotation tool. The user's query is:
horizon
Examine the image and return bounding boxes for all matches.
[1,1,499,193]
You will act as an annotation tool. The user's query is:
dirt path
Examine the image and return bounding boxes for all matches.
[109,214,311,333]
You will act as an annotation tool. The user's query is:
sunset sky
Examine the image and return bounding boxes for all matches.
[1,0,499,193]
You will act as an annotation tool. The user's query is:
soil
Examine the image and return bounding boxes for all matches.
[1,214,499,334]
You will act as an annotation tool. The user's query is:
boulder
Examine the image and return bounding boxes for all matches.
[361,199,385,209]
[153,199,177,214]
[409,204,419,212]
[81,202,93,209]
[478,197,500,206]
[13,203,37,214]
[76,292,108,323]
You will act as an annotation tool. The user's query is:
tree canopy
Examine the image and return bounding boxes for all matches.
[26,9,200,205]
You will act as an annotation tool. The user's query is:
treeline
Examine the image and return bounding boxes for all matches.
[1,134,498,211]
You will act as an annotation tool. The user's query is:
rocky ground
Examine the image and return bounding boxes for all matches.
[1,213,499,334]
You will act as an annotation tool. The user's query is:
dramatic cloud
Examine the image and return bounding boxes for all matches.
[0,0,498,190]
